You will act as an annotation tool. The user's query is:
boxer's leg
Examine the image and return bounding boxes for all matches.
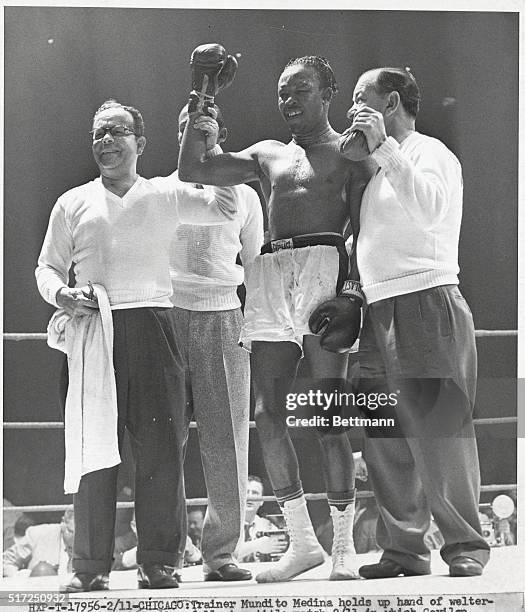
[252,340,325,583]
[252,340,302,493]
[302,335,354,494]
[302,334,358,580]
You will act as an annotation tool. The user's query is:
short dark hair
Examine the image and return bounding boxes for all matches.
[14,515,35,537]
[248,474,264,492]
[373,67,420,118]
[284,56,338,94]
[93,99,145,137]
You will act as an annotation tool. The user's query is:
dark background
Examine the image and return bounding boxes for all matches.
[3,8,518,523]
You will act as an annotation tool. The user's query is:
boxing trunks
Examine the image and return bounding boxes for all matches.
[240,232,348,352]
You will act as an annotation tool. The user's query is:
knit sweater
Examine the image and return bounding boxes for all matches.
[357,133,463,304]
[36,175,238,309]
[169,181,263,311]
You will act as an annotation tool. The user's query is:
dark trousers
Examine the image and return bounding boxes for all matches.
[357,286,490,572]
[61,308,188,574]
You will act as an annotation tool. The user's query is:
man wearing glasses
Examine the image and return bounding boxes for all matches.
[35,100,241,592]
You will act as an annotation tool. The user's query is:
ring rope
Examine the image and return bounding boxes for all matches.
[3,484,517,514]
[3,330,518,342]
[2,416,517,430]
[3,330,518,516]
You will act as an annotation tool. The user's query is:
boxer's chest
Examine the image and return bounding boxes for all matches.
[269,145,348,195]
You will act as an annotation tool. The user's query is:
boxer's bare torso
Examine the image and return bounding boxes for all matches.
[179,64,371,241]
[247,134,355,240]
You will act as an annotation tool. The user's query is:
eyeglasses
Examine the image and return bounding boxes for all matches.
[91,125,136,141]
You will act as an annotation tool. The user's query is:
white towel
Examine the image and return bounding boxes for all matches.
[47,285,120,494]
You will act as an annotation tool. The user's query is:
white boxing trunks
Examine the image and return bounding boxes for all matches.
[240,233,348,352]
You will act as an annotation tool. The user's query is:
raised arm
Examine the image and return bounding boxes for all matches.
[178,110,262,186]
[341,105,461,227]
[369,136,461,227]
[179,43,261,186]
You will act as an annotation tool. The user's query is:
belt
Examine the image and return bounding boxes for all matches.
[260,233,348,294]
[260,232,346,254]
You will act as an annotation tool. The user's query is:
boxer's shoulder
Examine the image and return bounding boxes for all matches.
[248,139,292,166]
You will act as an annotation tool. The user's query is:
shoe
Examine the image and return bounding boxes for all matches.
[256,497,325,583]
[60,573,109,593]
[449,556,483,577]
[359,559,429,579]
[138,563,179,589]
[204,563,252,582]
[329,504,360,580]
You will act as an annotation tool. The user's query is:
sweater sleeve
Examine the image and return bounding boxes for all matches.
[176,182,239,224]
[35,197,73,307]
[371,135,462,228]
[156,171,239,225]
[239,187,264,282]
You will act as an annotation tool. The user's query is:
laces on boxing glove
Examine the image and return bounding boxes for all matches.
[339,279,365,305]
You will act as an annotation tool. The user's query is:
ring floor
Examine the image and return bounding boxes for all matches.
[1,548,523,606]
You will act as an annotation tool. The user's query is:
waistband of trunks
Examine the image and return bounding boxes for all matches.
[260,232,346,254]
[260,232,348,294]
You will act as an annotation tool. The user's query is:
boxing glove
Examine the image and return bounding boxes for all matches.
[188,43,238,113]
[309,281,364,353]
[339,127,370,162]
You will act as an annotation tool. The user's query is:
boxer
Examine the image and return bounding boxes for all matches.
[179,47,373,582]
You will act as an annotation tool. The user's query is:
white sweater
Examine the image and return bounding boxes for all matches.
[357,133,462,304]
[169,183,263,311]
[36,175,238,309]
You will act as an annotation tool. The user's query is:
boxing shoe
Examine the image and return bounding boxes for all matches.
[256,497,325,583]
[359,558,430,579]
[329,504,360,580]
[204,563,252,581]
[138,563,179,589]
[449,557,483,577]
[60,572,109,593]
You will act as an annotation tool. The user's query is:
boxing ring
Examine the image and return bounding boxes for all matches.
[2,329,522,605]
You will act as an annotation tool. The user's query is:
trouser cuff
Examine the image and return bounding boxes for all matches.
[442,547,490,567]
[382,552,431,574]
[203,553,235,572]
[137,549,181,567]
[73,558,112,574]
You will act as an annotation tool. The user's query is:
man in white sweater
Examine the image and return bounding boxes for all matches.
[335,67,490,578]
[35,99,240,592]
[169,105,263,581]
